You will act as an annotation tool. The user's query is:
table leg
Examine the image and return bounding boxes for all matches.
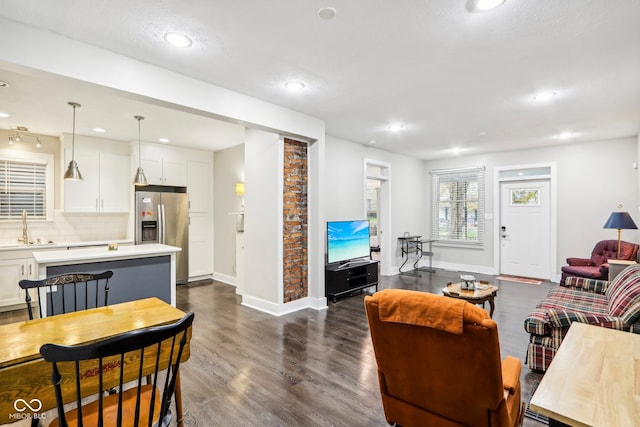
[399,238,422,276]
[175,368,184,427]
[488,298,495,318]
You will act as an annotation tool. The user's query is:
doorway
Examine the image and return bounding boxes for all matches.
[365,160,391,276]
[495,164,557,281]
[367,179,381,261]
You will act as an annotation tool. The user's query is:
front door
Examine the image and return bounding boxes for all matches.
[500,180,551,279]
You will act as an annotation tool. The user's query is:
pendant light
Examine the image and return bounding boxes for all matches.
[133,115,148,186]
[64,102,83,180]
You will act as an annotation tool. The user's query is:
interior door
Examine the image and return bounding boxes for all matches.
[500,180,551,279]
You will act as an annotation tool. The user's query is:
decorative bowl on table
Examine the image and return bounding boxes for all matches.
[460,274,476,290]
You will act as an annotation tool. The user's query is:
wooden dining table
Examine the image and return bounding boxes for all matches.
[0,297,191,426]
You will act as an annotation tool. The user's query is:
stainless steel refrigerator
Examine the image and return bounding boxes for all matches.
[135,186,189,284]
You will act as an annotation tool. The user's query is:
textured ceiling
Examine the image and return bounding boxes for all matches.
[0,0,639,158]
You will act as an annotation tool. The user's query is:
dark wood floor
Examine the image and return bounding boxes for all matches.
[1,269,551,426]
[173,270,550,426]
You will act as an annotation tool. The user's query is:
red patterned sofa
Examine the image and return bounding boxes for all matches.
[524,264,640,372]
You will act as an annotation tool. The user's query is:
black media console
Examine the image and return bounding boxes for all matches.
[325,260,379,302]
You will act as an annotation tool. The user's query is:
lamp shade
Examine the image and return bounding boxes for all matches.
[603,212,638,230]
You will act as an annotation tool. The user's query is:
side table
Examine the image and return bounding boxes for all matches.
[442,282,499,318]
[608,259,636,281]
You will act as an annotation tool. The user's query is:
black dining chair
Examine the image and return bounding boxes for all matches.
[40,311,194,427]
[19,270,113,319]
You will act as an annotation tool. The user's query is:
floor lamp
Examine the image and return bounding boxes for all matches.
[603,211,638,258]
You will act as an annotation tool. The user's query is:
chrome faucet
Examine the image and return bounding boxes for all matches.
[21,209,28,245]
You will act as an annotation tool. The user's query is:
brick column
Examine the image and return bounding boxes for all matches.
[283,138,308,302]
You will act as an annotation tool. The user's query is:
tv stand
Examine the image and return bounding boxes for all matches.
[325,260,378,302]
[337,259,370,270]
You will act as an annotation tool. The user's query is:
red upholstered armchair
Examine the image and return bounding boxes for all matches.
[365,289,524,427]
[560,240,638,285]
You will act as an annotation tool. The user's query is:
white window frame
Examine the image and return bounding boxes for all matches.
[430,166,485,246]
[0,151,54,221]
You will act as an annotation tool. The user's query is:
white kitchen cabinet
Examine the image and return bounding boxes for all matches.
[141,144,187,186]
[99,153,130,212]
[188,213,213,278]
[0,257,35,308]
[64,150,129,213]
[187,160,212,212]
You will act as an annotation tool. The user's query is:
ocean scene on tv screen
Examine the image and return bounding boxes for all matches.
[327,220,370,263]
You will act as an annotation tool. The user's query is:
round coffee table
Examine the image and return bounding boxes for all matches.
[441,282,499,317]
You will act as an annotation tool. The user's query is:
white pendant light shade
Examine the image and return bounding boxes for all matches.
[64,102,83,181]
[133,115,148,186]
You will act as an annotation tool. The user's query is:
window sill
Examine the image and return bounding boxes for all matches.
[433,240,484,250]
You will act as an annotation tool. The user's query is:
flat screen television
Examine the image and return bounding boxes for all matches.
[326,220,371,267]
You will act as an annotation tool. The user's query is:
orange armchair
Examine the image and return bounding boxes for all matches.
[365,289,524,427]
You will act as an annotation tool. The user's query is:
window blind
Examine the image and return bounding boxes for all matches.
[0,159,47,219]
[431,166,485,245]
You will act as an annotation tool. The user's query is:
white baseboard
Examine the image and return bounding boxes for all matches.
[241,295,328,316]
[213,272,236,286]
[187,274,213,282]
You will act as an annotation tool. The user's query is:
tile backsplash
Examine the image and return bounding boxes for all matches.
[0,211,130,245]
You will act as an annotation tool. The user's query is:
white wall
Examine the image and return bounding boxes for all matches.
[324,136,427,275]
[212,144,244,282]
[242,129,281,310]
[0,17,328,315]
[424,137,639,278]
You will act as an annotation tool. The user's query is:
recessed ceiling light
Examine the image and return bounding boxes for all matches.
[369,140,376,144]
[284,81,305,91]
[469,0,506,11]
[0,80,9,88]
[533,91,557,101]
[318,7,337,20]
[92,127,106,133]
[164,32,193,48]
[159,138,170,143]
[450,147,464,155]
[554,131,576,140]
[387,123,404,132]
[0,112,8,118]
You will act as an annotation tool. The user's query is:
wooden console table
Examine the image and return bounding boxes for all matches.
[530,322,640,426]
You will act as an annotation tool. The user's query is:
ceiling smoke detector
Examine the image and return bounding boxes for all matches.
[318,7,337,20]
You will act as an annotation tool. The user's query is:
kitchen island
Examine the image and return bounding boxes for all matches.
[32,244,181,310]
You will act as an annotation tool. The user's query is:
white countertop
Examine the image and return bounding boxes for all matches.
[0,239,134,252]
[32,243,181,265]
